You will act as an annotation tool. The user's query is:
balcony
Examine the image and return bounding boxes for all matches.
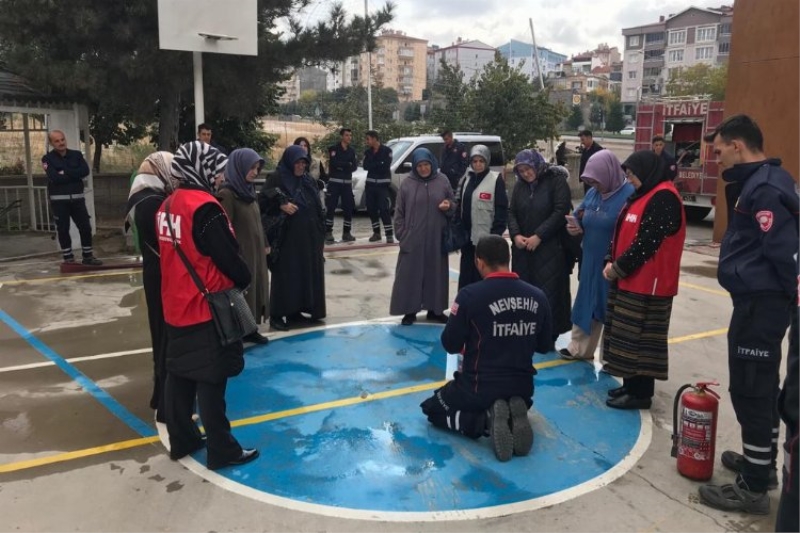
[398,48,415,58]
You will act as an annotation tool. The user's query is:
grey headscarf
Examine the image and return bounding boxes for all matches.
[222,148,264,203]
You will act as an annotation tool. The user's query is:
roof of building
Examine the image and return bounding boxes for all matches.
[0,67,75,109]
[432,39,495,53]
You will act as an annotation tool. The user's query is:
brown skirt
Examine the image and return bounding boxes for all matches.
[602,285,674,380]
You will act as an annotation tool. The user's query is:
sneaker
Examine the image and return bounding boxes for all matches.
[698,476,770,515]
[82,256,103,266]
[488,399,513,462]
[386,235,395,244]
[341,232,356,243]
[721,450,779,490]
[368,232,381,242]
[509,396,533,456]
[324,232,335,245]
[401,313,416,326]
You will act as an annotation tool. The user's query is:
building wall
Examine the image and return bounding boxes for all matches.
[429,40,496,83]
[713,0,799,241]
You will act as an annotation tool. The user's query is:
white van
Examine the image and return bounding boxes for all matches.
[349,134,505,211]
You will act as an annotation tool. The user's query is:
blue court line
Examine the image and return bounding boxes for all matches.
[0,309,156,437]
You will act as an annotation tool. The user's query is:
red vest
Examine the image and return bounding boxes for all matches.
[157,189,235,327]
[612,181,686,297]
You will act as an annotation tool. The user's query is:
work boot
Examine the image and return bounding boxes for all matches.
[509,396,533,456]
[721,450,779,490]
[324,231,335,245]
[698,475,770,515]
[386,235,395,244]
[341,232,356,243]
[82,256,103,266]
[368,232,381,242]
[488,399,513,462]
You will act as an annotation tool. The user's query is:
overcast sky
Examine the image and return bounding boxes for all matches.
[299,0,729,56]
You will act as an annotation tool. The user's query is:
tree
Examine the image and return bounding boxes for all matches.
[403,103,421,122]
[605,100,626,133]
[0,0,394,166]
[428,60,468,131]
[567,105,584,130]
[590,102,605,130]
[665,63,727,100]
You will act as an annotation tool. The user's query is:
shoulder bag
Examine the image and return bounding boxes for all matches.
[164,199,257,346]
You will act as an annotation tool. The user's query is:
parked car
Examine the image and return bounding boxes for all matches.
[346,134,505,212]
[619,126,636,136]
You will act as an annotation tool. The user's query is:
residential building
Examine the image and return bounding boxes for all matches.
[331,29,428,101]
[621,5,734,114]
[545,43,620,96]
[427,38,496,84]
[497,39,567,82]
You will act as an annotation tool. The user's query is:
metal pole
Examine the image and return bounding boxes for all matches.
[529,18,554,159]
[22,114,35,229]
[365,0,373,130]
[193,51,205,130]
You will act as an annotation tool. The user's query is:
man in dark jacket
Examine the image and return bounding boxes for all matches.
[578,130,603,193]
[440,130,469,191]
[363,130,394,243]
[652,135,678,181]
[41,130,102,265]
[420,235,553,462]
[325,128,358,244]
[776,302,798,532]
[697,114,799,515]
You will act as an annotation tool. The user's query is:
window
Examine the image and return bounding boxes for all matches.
[718,42,730,54]
[646,32,665,43]
[668,49,684,62]
[628,35,640,47]
[571,81,583,90]
[628,53,640,63]
[644,49,665,60]
[696,26,717,42]
[668,67,683,79]
[695,46,714,60]
[626,88,637,98]
[644,67,662,77]
[668,30,686,45]
[720,23,732,35]
[628,71,637,79]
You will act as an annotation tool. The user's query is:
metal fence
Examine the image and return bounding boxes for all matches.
[0,186,52,232]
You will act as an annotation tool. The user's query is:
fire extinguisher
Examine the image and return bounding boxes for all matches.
[670,381,721,481]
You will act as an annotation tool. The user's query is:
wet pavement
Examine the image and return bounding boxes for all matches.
[0,215,785,532]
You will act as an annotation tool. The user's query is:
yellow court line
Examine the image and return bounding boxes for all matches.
[679,281,729,297]
[0,436,160,474]
[0,328,725,474]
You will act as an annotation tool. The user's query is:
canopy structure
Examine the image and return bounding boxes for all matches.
[0,68,95,240]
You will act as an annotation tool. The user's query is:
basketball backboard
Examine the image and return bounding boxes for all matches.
[157,0,258,56]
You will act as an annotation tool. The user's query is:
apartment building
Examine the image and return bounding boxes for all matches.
[497,39,567,82]
[331,29,428,101]
[621,5,733,114]
[545,44,620,95]
[427,38,496,84]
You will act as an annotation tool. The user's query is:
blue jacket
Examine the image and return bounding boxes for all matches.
[327,142,357,183]
[363,144,393,185]
[42,148,89,198]
[440,140,468,188]
[442,272,553,402]
[718,159,799,297]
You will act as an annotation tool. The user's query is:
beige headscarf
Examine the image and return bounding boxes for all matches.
[128,151,177,199]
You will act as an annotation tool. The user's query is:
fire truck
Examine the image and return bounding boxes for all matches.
[634,97,725,222]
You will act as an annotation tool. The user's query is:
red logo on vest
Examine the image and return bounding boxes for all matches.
[756,210,773,232]
[478,192,492,200]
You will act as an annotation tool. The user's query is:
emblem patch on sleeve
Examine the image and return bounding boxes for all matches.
[755,210,773,232]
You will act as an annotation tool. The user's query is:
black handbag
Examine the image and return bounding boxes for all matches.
[442,217,469,254]
[164,199,258,346]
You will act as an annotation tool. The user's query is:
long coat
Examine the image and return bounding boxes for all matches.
[260,172,326,320]
[217,188,270,324]
[390,172,455,315]
[507,165,573,335]
[570,183,635,334]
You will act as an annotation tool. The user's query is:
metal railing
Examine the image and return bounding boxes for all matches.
[0,186,52,232]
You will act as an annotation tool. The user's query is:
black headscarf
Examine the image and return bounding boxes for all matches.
[622,150,667,200]
[276,145,313,206]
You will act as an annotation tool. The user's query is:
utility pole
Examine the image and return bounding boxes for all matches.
[365,0,373,130]
[529,18,554,160]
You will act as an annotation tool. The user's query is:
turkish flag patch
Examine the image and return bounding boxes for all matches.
[450,301,459,316]
[478,192,492,200]
[756,210,774,232]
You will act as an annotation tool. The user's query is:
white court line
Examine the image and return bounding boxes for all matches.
[0,348,152,374]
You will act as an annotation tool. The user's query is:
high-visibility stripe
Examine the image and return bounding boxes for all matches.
[743,443,773,453]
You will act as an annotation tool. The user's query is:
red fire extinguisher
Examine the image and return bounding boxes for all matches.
[671,381,721,481]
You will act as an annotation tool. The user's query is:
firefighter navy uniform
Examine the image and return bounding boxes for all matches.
[325,142,358,239]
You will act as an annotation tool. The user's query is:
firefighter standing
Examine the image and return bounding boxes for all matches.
[363,130,394,243]
[325,128,358,244]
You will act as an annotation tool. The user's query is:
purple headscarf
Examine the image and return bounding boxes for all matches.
[513,149,547,180]
[581,150,627,200]
[222,148,264,202]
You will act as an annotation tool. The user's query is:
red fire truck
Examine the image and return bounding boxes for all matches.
[634,98,725,222]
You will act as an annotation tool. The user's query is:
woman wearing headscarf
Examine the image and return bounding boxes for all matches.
[158,141,259,470]
[453,144,508,290]
[390,148,455,325]
[217,148,270,345]
[259,145,326,331]
[602,150,686,410]
[559,150,635,362]
[508,149,573,339]
[125,151,176,422]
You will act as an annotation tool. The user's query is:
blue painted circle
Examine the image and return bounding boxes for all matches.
[186,323,643,515]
